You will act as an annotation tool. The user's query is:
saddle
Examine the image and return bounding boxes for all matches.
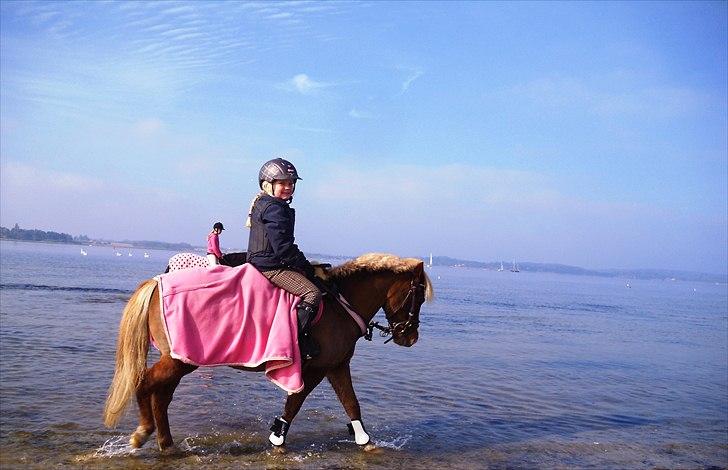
[219,252,337,298]
[219,252,247,267]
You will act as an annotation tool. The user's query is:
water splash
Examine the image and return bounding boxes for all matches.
[376,435,412,450]
[338,434,412,450]
[92,435,139,458]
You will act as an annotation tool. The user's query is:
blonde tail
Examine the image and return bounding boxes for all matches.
[103,279,157,428]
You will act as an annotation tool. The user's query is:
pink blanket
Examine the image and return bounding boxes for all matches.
[155,264,306,393]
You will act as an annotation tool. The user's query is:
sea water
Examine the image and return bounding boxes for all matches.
[0,240,726,469]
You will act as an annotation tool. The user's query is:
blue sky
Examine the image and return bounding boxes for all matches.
[1,1,726,274]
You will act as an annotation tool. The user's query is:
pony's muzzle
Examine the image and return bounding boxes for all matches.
[394,334,418,347]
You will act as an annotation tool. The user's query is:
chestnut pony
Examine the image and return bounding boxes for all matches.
[103,253,433,451]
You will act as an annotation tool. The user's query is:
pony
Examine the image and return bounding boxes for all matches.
[103,253,433,451]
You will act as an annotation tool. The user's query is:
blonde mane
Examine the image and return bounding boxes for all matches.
[329,253,434,302]
[329,253,422,278]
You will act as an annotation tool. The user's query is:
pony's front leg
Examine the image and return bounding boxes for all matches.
[327,362,372,447]
[269,367,327,446]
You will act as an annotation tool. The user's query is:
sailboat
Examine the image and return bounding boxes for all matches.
[510,260,519,272]
[497,262,504,272]
[428,253,433,268]
[80,249,87,256]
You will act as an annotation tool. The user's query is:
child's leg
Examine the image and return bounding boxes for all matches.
[261,269,321,359]
[261,269,320,306]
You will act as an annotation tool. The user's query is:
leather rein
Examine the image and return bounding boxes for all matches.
[364,277,425,343]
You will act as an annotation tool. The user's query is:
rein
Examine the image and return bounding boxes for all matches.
[364,278,424,343]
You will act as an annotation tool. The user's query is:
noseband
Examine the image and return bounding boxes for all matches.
[365,277,425,343]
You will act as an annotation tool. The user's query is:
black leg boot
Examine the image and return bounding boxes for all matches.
[296,302,320,360]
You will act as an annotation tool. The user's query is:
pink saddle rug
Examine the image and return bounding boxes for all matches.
[154,264,318,394]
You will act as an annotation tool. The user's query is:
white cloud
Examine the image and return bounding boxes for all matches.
[266,12,293,20]
[132,118,165,136]
[1,162,105,194]
[160,6,196,16]
[288,74,330,94]
[349,108,376,119]
[401,69,423,93]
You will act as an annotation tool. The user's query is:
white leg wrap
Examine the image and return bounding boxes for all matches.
[268,417,288,446]
[268,431,285,446]
[350,420,370,445]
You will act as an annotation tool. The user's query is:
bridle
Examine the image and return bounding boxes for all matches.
[365,276,426,343]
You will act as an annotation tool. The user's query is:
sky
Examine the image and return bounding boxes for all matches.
[1,1,726,274]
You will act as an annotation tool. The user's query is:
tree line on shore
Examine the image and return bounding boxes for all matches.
[0,224,88,243]
[0,224,195,251]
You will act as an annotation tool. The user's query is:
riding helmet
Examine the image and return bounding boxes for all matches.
[213,222,225,231]
[258,158,302,189]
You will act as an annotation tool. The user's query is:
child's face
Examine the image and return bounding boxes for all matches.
[272,179,295,200]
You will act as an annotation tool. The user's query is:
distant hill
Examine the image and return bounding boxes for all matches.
[422,255,726,283]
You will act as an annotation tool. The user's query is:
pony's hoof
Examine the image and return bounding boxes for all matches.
[363,443,378,452]
[158,443,181,455]
[129,427,152,448]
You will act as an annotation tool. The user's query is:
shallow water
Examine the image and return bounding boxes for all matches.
[0,240,726,469]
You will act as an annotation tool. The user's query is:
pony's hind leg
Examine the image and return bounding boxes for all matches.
[129,386,154,448]
[153,356,196,451]
[132,355,196,451]
[327,362,372,447]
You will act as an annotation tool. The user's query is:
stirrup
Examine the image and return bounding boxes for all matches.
[299,332,320,360]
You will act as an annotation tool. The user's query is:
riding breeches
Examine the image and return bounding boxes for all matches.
[260,268,321,307]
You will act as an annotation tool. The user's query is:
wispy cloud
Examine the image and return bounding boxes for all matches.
[266,12,293,20]
[509,75,711,119]
[1,162,105,194]
[1,0,358,96]
[349,108,376,119]
[132,118,165,136]
[159,5,196,16]
[401,68,424,93]
[285,73,331,94]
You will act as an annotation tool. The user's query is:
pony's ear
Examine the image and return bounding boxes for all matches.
[415,261,425,275]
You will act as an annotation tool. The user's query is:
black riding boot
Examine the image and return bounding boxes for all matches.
[296,302,320,360]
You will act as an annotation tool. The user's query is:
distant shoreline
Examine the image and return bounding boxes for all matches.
[1,238,725,284]
[0,237,206,253]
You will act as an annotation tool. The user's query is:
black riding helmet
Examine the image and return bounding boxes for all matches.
[213,222,225,231]
[258,158,302,189]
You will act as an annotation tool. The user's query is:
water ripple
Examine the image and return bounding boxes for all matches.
[0,283,132,295]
